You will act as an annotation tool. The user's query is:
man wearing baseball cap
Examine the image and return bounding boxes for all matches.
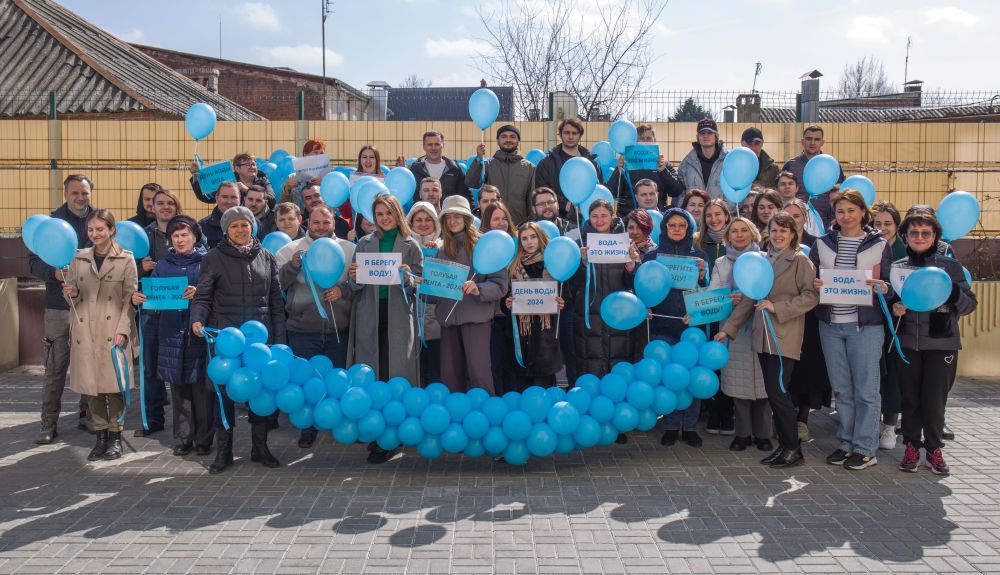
[740,127,779,189]
[678,118,729,203]
[466,124,536,225]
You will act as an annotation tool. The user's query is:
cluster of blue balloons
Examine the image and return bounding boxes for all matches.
[720,147,758,204]
[207,321,728,464]
[21,214,78,269]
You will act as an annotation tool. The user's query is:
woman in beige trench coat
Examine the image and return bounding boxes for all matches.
[63,209,137,461]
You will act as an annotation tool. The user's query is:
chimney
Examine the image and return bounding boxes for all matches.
[799,69,822,122]
[480,79,487,88]
[736,94,761,122]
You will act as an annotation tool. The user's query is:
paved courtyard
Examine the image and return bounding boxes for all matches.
[1,368,999,574]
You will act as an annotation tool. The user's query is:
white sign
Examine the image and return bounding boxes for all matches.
[511,280,559,314]
[819,268,873,306]
[357,252,401,285]
[586,233,630,263]
[292,153,332,182]
[890,263,918,295]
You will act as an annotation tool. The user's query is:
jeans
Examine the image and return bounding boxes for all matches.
[287,330,349,368]
[140,312,167,428]
[819,322,884,456]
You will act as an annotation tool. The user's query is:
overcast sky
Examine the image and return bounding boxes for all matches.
[61,0,996,94]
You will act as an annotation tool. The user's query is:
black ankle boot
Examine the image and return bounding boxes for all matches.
[103,431,123,460]
[209,429,234,474]
[250,423,280,468]
[88,430,109,461]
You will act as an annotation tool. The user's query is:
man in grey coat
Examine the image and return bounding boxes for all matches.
[678,118,729,204]
[276,206,355,448]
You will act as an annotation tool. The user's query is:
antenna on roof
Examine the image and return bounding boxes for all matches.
[751,62,762,93]
[904,36,912,85]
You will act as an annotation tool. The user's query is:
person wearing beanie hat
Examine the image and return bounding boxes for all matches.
[198,182,261,250]
[740,127,779,189]
[466,124,536,226]
[190,203,286,474]
[131,212,212,456]
[678,118,730,206]
[534,118,605,219]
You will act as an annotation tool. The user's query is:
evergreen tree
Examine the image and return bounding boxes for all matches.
[669,98,712,122]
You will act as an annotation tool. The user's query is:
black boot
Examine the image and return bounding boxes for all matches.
[103,431,123,460]
[250,423,280,468]
[209,429,234,474]
[88,430,109,461]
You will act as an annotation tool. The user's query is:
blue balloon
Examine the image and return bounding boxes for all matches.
[207,356,239,386]
[303,377,327,405]
[425,382,451,404]
[468,88,500,130]
[599,422,619,445]
[482,396,510,426]
[332,419,359,444]
[348,363,375,387]
[525,148,546,166]
[308,354,334,375]
[262,360,290,390]
[589,396,615,423]
[402,387,430,417]
[722,147,759,190]
[325,368,350,398]
[385,167,417,206]
[458,161,468,173]
[320,171,351,208]
[354,179,390,225]
[262,231,292,254]
[214,327,245,358]
[611,361,635,382]
[313,398,343,430]
[440,423,469,453]
[647,209,663,244]
[612,402,639,433]
[566,387,591,414]
[398,417,425,446]
[963,266,973,285]
[385,376,410,399]
[559,157,599,205]
[382,400,407,427]
[482,427,509,456]
[803,154,840,198]
[674,389,694,410]
[555,433,577,454]
[547,401,580,435]
[33,218,76,269]
[680,327,707,347]
[608,119,638,155]
[304,237,346,289]
[543,236,581,282]
[462,410,490,439]
[349,175,375,211]
[21,214,49,253]
[600,291,647,331]
[574,373,600,397]
[357,411,386,442]
[582,185,614,220]
[573,415,602,448]
[537,219,560,240]
[634,261,672,307]
[115,221,150,259]
[464,438,486,458]
[421,404,450,435]
[259,161,277,179]
[275,384,305,413]
[634,358,661,384]
[527,423,558,457]
[503,441,530,465]
[270,344,294,365]
[721,173,751,205]
[592,140,615,166]
[241,342,272,371]
[841,175,876,207]
[671,341,699,369]
[652,386,677,415]
[289,357,315,384]
[290,406,315,430]
[444,393,472,423]
[733,251,774,300]
[249,389,277,416]
[462,386,488,410]
[520,387,554,423]
[600,373,628,402]
[698,341,730,370]
[688,366,720,399]
[644,339,671,364]
[901,266,953,312]
[240,320,268,345]
[626,381,655,409]
[637,408,658,431]
[377,428,401,451]
[938,191,980,241]
[661,363,690,391]
[341,387,372,420]
[185,103,216,141]
[473,229,516,274]
[502,410,532,441]
[269,149,290,165]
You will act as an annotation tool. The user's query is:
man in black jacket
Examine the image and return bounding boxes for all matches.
[128,182,162,228]
[534,118,604,218]
[609,124,684,215]
[30,174,95,444]
[199,182,258,250]
[408,131,471,205]
[245,185,276,237]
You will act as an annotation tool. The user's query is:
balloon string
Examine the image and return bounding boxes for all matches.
[444,271,475,324]
[137,307,148,430]
[877,290,909,364]
[584,258,592,330]
[201,327,230,431]
[399,268,410,307]
[762,309,785,393]
[511,312,525,368]
[300,254,330,322]
[110,344,130,425]
[649,313,684,319]
[554,282,562,339]
[64,266,82,325]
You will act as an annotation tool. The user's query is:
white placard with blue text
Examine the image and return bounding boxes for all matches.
[587,233,630,263]
[357,252,401,285]
[511,280,559,315]
[293,153,332,182]
[819,268,873,306]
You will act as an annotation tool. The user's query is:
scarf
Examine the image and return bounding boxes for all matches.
[509,250,551,336]
[767,244,790,262]
[706,224,728,244]
[724,241,760,288]
[233,241,254,257]
[633,236,657,256]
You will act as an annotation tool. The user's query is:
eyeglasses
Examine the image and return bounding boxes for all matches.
[534,200,557,207]
[666,223,688,230]
[907,230,934,240]
[236,163,256,168]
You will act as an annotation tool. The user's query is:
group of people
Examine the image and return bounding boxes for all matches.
[29,121,976,476]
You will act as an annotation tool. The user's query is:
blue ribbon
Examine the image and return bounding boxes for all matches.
[137,307,149,430]
[399,268,410,307]
[584,260,593,330]
[876,290,910,365]
[511,312,526,368]
[807,200,825,233]
[110,344,130,424]
[761,309,786,393]
[201,326,230,431]
[300,254,329,322]
[479,156,487,192]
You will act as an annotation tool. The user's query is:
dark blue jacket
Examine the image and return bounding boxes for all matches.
[28,203,93,310]
[153,246,208,385]
[633,208,709,340]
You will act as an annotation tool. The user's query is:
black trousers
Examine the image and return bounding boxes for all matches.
[171,381,215,449]
[896,349,957,451]
[758,353,799,451]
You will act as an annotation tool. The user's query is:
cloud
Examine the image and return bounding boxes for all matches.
[242,2,281,32]
[429,71,483,88]
[114,27,145,43]
[924,6,980,27]
[254,45,344,74]
[844,15,893,45]
[423,37,492,59]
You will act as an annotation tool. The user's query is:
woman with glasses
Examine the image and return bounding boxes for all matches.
[190,152,274,205]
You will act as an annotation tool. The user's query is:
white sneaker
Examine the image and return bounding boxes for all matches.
[879,423,897,450]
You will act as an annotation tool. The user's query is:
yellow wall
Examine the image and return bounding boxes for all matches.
[1,120,998,231]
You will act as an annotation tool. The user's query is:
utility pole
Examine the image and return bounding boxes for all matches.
[904,36,912,85]
[751,62,762,93]
[321,1,333,120]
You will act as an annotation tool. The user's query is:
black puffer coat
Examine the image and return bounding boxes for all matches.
[504,260,564,378]
[565,220,632,377]
[190,238,287,344]
[154,246,208,385]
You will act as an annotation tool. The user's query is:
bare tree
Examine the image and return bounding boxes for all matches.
[476,0,667,120]
[837,56,898,98]
[399,74,432,89]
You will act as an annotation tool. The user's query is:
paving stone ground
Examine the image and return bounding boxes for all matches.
[1,367,999,574]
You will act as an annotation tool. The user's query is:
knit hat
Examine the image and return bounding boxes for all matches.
[166,214,203,246]
[221,206,255,234]
[302,139,326,155]
[496,124,521,140]
[439,195,474,221]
